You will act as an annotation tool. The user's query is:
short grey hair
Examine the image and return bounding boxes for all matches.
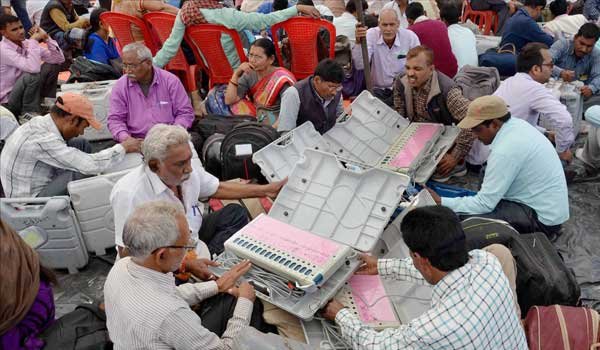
[379,8,399,23]
[142,124,191,164]
[122,42,153,61]
[122,200,185,258]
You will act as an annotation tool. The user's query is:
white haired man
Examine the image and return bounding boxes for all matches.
[104,200,267,349]
[107,42,194,145]
[110,124,285,259]
[352,8,420,106]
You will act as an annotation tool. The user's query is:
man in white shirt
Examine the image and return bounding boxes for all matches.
[353,8,420,105]
[333,0,367,45]
[381,0,410,28]
[104,200,262,350]
[441,4,478,68]
[494,42,574,164]
[0,93,141,198]
[110,124,285,258]
[544,0,588,39]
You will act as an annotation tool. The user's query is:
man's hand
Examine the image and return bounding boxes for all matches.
[355,25,367,43]
[30,26,49,43]
[560,70,575,82]
[121,137,143,153]
[581,86,593,98]
[2,6,11,14]
[238,281,256,301]
[216,259,252,294]
[296,4,320,18]
[436,153,459,177]
[424,186,442,205]
[545,130,556,143]
[322,300,345,321]
[186,258,219,281]
[558,149,573,164]
[355,253,379,275]
[262,178,287,199]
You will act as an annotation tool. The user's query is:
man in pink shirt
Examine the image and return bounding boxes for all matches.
[0,14,64,117]
[107,42,194,144]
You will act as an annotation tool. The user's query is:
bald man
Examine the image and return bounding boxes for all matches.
[352,8,420,106]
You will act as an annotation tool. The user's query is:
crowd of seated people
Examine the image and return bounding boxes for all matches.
[1,0,600,348]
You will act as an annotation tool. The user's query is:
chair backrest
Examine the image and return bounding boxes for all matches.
[99,11,158,55]
[184,24,247,88]
[271,18,336,80]
[142,12,189,72]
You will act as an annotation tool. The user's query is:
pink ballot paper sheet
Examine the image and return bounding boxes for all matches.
[239,214,343,266]
[349,275,397,322]
[389,124,441,168]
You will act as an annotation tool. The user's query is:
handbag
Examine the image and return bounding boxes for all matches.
[479,43,517,77]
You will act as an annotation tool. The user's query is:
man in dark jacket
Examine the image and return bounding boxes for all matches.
[40,0,89,50]
[393,45,475,182]
[500,0,554,52]
[277,59,345,134]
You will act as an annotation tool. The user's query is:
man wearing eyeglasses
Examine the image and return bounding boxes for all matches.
[277,58,345,134]
[104,200,267,350]
[107,42,194,147]
[493,42,575,165]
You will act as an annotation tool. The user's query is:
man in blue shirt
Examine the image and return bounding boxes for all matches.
[500,0,554,52]
[427,95,569,238]
[550,23,600,110]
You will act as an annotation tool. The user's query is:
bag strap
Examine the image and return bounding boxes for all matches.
[497,43,516,55]
[76,304,107,321]
[554,305,571,350]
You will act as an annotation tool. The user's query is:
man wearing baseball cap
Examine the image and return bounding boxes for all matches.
[0,92,141,198]
[426,95,569,238]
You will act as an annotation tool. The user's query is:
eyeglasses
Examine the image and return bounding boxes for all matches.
[123,59,148,70]
[541,61,554,69]
[151,237,198,254]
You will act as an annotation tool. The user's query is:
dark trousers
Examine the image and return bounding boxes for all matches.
[195,293,275,336]
[37,138,92,197]
[373,88,394,107]
[11,0,32,32]
[459,199,562,237]
[198,203,249,256]
[3,63,61,116]
[470,0,511,35]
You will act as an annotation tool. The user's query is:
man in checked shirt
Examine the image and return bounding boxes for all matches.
[322,206,527,350]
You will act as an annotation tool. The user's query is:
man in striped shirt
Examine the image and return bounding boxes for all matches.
[322,206,527,350]
[104,200,259,350]
[0,93,141,198]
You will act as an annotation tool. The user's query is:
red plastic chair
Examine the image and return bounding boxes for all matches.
[271,17,336,80]
[99,12,158,54]
[184,24,247,89]
[143,12,198,92]
[461,0,499,35]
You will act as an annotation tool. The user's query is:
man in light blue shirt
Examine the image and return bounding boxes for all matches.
[550,23,600,110]
[427,95,569,237]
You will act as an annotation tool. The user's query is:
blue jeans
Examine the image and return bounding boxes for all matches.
[11,0,32,32]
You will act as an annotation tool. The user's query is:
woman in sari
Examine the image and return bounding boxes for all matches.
[0,220,58,349]
[224,38,296,126]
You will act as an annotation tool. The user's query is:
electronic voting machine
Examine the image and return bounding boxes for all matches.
[212,149,410,320]
[253,90,460,184]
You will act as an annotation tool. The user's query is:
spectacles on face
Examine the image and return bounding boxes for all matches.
[541,61,554,69]
[123,59,149,71]
[151,237,198,254]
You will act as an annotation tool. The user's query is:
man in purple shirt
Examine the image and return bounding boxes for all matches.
[0,14,64,117]
[107,42,194,144]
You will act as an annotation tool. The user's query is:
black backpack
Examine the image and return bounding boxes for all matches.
[201,133,225,179]
[220,122,279,183]
[67,57,121,83]
[462,218,580,318]
[39,304,112,350]
[189,114,256,155]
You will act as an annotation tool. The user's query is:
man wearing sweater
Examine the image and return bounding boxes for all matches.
[500,0,554,52]
[406,2,458,78]
[40,0,89,51]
